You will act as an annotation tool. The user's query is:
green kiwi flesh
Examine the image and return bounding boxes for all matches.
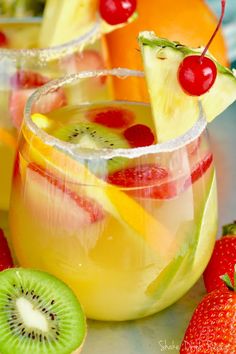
[0,268,86,354]
[53,122,130,174]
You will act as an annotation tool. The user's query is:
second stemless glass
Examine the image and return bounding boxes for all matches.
[0,17,107,211]
[9,69,217,321]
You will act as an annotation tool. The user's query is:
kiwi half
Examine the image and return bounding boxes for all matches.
[0,268,86,354]
[53,122,130,175]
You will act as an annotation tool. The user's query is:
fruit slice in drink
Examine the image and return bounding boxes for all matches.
[20,115,173,264]
[12,157,169,319]
[11,89,217,320]
[12,106,215,319]
[145,170,217,314]
[138,32,236,142]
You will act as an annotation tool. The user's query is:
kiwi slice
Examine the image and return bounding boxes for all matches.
[0,268,86,354]
[53,122,130,174]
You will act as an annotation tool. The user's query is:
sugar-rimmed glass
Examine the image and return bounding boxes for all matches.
[0,17,106,211]
[9,69,217,321]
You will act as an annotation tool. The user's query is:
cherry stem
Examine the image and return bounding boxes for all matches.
[200,0,226,62]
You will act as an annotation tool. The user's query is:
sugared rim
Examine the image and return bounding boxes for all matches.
[25,68,207,159]
[0,17,101,60]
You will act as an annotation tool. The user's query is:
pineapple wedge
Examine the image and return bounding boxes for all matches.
[39,0,137,48]
[139,31,236,142]
[39,0,97,47]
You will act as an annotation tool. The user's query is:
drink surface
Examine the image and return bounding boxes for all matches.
[10,101,217,320]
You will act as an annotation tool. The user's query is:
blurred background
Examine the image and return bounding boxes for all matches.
[208,0,236,66]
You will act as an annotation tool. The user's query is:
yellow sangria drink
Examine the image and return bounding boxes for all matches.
[9,70,217,320]
[0,18,107,211]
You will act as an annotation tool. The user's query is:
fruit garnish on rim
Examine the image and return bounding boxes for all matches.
[178,0,226,96]
[180,266,236,353]
[39,0,97,47]
[40,0,138,47]
[138,0,236,142]
[0,268,86,354]
[99,0,137,25]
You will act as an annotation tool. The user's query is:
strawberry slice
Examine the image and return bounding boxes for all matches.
[9,89,33,129]
[61,50,106,85]
[88,106,134,129]
[147,152,213,199]
[27,163,104,225]
[108,153,213,199]
[10,70,49,89]
[0,229,13,271]
[123,124,155,147]
[107,164,169,188]
[184,152,213,188]
[9,71,67,129]
[0,31,8,47]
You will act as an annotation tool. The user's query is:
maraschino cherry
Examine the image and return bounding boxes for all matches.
[178,0,226,96]
[99,0,137,25]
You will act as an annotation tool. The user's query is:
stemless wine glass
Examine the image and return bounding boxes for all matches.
[0,17,107,212]
[9,69,218,321]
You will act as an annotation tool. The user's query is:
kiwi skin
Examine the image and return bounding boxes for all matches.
[0,268,87,354]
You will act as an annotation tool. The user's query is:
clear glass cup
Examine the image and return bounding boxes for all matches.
[9,69,218,321]
[0,17,107,211]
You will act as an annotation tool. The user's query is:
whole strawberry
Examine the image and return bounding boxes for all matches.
[0,229,13,271]
[180,269,236,354]
[203,222,236,293]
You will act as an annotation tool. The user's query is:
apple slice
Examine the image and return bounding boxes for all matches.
[145,171,217,313]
